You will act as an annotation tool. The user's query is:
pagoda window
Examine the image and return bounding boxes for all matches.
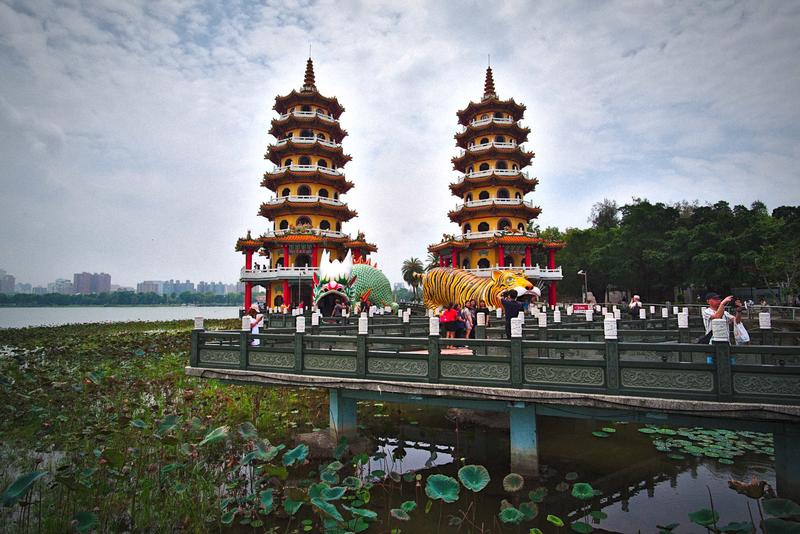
[505,256,514,266]
[279,220,289,230]
[462,258,470,269]
[463,223,472,233]
[479,163,490,171]
[281,187,290,197]
[317,159,328,167]
[495,135,506,143]
[478,258,490,269]
[333,192,339,200]
[284,158,292,166]
[335,222,342,231]
[320,220,331,230]
[465,193,473,202]
[301,105,311,112]
[512,164,518,170]
[300,129,313,138]
[481,114,489,120]
[515,192,522,199]
[498,219,511,230]
[294,254,311,268]
[517,223,525,231]
[494,112,504,118]
[479,191,490,200]
[299,156,311,165]
[318,188,329,198]
[296,216,312,226]
[467,166,474,174]
[480,137,489,145]
[316,133,326,140]
[478,222,490,232]
[276,258,284,267]
[496,161,508,170]
[297,185,311,196]
[498,188,510,199]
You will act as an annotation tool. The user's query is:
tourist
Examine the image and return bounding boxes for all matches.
[439,303,458,346]
[628,295,642,318]
[700,292,742,344]
[461,302,473,339]
[501,290,524,339]
[247,305,263,346]
[476,299,491,328]
[467,299,478,338]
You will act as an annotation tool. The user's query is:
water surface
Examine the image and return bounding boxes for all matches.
[0,305,239,329]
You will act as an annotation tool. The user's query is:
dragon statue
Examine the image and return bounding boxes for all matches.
[416,267,540,309]
[312,251,398,314]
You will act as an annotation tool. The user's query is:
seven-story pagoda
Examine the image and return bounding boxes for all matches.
[428,67,564,306]
[236,58,376,310]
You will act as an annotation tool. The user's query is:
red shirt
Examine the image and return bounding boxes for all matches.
[440,309,458,322]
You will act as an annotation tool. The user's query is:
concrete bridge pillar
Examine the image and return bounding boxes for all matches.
[509,402,538,476]
[774,423,800,501]
[329,389,357,437]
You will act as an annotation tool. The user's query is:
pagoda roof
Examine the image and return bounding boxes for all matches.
[259,198,357,221]
[451,145,534,173]
[343,239,378,253]
[273,90,345,118]
[456,97,526,126]
[448,200,541,224]
[262,168,355,194]
[427,232,562,253]
[269,113,347,142]
[449,172,538,197]
[454,121,530,148]
[265,139,351,166]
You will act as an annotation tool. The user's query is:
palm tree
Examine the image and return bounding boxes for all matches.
[424,252,439,272]
[401,257,424,300]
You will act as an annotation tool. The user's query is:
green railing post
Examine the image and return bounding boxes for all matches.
[677,312,690,362]
[711,319,732,400]
[537,313,549,358]
[604,318,620,391]
[239,316,249,370]
[294,316,305,373]
[402,311,411,337]
[475,312,487,356]
[428,317,440,383]
[511,317,523,386]
[357,316,368,377]
[191,316,203,367]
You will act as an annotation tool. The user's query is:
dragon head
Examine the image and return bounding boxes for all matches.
[313,250,357,305]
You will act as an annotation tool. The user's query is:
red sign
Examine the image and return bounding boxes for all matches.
[572,304,590,311]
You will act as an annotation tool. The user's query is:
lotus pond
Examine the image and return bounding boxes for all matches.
[1,321,798,533]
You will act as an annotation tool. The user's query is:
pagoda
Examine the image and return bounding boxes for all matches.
[236,58,377,311]
[427,67,564,306]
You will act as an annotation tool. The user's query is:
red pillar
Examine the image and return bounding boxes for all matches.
[439,256,444,267]
[451,249,458,268]
[245,249,253,270]
[265,285,271,308]
[283,244,291,306]
[312,244,318,267]
[245,282,253,309]
[524,246,531,267]
[547,248,557,307]
[497,245,505,267]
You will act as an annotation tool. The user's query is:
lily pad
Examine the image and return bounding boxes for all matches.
[565,471,579,481]
[519,501,539,520]
[390,508,410,521]
[719,521,755,533]
[592,431,609,438]
[638,427,658,434]
[498,506,525,524]
[718,458,735,465]
[345,505,377,520]
[198,425,228,446]
[570,521,594,533]
[571,482,595,500]
[237,422,258,440]
[157,414,181,435]
[601,427,616,433]
[282,444,309,466]
[311,498,344,522]
[763,498,800,518]
[425,474,460,503]
[591,510,608,521]
[342,476,362,490]
[400,500,417,513]
[458,464,490,492]
[283,498,302,516]
[689,508,720,527]
[548,514,565,527]
[2,471,47,506]
[503,473,525,492]
[556,481,570,492]
[529,487,548,503]
[761,518,800,534]
[72,511,98,533]
[259,489,273,512]
[668,454,686,460]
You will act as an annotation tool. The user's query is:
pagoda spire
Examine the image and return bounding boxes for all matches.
[482,66,496,100]
[302,57,316,92]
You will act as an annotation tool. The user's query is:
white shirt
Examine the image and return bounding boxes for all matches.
[702,306,734,334]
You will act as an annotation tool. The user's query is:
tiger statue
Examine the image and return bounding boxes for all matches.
[416,268,540,310]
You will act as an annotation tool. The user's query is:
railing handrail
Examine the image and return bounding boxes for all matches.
[242,266,319,274]
[266,195,345,206]
[467,117,517,127]
[457,169,529,182]
[278,110,339,123]
[275,137,341,149]
[271,164,342,176]
[464,140,518,153]
[261,228,347,239]
[454,197,535,210]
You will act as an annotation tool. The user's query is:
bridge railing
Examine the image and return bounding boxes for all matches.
[190,315,800,406]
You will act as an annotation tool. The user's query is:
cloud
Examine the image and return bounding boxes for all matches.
[0,0,798,288]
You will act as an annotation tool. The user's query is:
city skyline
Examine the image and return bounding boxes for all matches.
[1,1,799,287]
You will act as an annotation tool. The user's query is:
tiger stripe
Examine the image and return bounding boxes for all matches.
[417,268,533,310]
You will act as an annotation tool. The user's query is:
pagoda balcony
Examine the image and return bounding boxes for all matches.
[241,266,318,282]
[263,228,348,239]
[271,164,343,176]
[461,265,563,280]
[278,110,339,123]
[464,140,518,153]
[455,197,536,210]
[467,116,516,128]
[458,169,528,181]
[265,195,346,207]
[275,136,342,149]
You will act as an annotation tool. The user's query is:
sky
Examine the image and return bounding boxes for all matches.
[1,0,799,288]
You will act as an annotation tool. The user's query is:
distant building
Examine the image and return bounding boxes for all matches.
[163,279,195,295]
[111,284,135,292]
[1,273,15,294]
[74,272,112,294]
[393,282,406,292]
[32,286,48,295]
[48,279,74,294]
[136,281,163,295]
[15,282,32,294]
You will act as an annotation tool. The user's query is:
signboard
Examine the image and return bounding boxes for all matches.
[572,303,590,311]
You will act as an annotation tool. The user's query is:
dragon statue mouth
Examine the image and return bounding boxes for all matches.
[312,251,357,307]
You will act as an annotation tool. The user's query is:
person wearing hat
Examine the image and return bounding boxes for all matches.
[500,290,524,339]
[701,292,742,342]
[246,304,264,346]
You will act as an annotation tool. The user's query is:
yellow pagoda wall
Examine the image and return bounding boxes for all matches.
[461,215,529,233]
[464,158,522,172]
[461,184,525,200]
[274,183,341,197]
[274,214,342,230]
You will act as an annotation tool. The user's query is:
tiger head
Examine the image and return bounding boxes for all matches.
[491,270,539,299]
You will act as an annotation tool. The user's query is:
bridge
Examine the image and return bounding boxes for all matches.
[186,310,800,500]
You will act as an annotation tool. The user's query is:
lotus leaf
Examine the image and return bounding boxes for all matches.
[658,428,677,435]
[530,529,544,534]
[198,425,228,446]
[458,464,490,492]
[668,454,686,460]
[601,427,616,433]
[718,458,735,465]
[283,498,302,516]
[72,511,98,533]
[131,419,147,429]
[638,427,658,434]
[591,510,608,521]
[719,520,755,533]
[425,474,460,503]
[520,501,539,520]
[547,514,565,527]
[688,508,720,527]
[565,472,579,481]
[592,431,609,438]
[345,505,377,520]
[221,511,235,524]
[311,497,344,522]
[763,498,800,518]
[326,460,345,472]
[570,521,593,533]
[320,469,339,484]
[761,518,800,534]
[259,489,273,512]
[2,471,47,506]
[503,473,525,492]
[571,482,595,500]
[529,487,548,502]
[499,506,525,524]
[237,422,258,440]
[157,414,181,435]
[390,508,410,521]
[282,443,309,466]
[342,476,362,490]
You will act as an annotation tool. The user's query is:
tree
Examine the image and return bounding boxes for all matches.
[401,257,424,300]
[424,252,439,272]
[588,199,620,229]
